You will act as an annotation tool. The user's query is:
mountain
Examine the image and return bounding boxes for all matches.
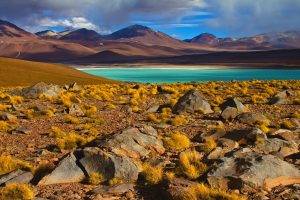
[0,19,36,38]
[61,28,101,41]
[0,20,96,62]
[36,30,59,38]
[186,31,300,50]
[104,24,190,48]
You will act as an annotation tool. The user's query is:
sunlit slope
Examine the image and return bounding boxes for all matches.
[0,57,114,87]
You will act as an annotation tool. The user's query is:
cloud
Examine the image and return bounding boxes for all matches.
[38,17,98,30]
[204,0,300,36]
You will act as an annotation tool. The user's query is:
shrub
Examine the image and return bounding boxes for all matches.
[0,183,35,200]
[281,120,295,129]
[259,124,270,133]
[0,121,9,132]
[9,96,23,105]
[0,104,10,111]
[147,113,161,123]
[108,177,123,186]
[174,183,245,200]
[56,132,86,150]
[142,163,163,185]
[165,171,176,181]
[89,172,104,185]
[163,132,191,151]
[200,137,217,153]
[179,150,207,180]
[64,115,80,124]
[171,115,188,126]
[0,155,32,175]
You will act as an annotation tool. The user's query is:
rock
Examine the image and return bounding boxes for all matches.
[101,127,165,159]
[38,153,85,185]
[172,89,213,114]
[0,112,17,121]
[221,107,238,121]
[247,128,267,143]
[255,138,297,155]
[207,150,300,190]
[11,127,31,135]
[207,147,228,160]
[220,97,248,114]
[92,183,134,196]
[65,82,81,91]
[273,129,299,141]
[0,169,33,186]
[218,138,239,150]
[264,177,300,191]
[68,104,84,116]
[269,90,291,105]
[145,105,160,113]
[167,178,197,199]
[22,82,61,98]
[238,113,270,125]
[78,148,139,182]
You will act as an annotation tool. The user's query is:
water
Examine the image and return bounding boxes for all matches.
[79,67,300,83]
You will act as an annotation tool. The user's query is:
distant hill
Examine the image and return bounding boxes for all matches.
[0,19,36,38]
[0,57,114,87]
[186,31,300,50]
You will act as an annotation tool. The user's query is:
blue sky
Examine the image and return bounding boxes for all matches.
[1,0,300,39]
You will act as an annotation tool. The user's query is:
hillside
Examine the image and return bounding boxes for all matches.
[0,57,114,87]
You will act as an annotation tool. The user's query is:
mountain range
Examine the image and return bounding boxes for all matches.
[1,19,300,65]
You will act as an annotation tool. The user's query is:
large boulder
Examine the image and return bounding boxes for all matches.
[0,169,33,186]
[22,82,61,98]
[78,148,139,182]
[38,153,85,185]
[207,149,300,190]
[172,89,213,114]
[101,126,165,159]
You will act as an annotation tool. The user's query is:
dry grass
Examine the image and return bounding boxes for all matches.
[163,132,191,151]
[0,57,115,87]
[0,155,32,175]
[142,163,164,185]
[0,183,35,200]
[88,172,105,185]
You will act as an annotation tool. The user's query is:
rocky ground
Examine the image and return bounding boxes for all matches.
[0,80,299,200]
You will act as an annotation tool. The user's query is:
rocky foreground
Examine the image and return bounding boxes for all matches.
[0,81,299,200]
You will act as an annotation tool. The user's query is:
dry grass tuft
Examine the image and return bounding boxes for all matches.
[142,163,163,185]
[0,183,35,200]
[0,155,32,175]
[163,132,191,151]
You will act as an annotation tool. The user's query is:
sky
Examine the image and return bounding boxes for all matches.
[1,0,300,39]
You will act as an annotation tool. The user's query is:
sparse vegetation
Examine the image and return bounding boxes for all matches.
[163,132,191,151]
[88,172,105,185]
[0,155,32,175]
[0,183,35,200]
[142,163,163,185]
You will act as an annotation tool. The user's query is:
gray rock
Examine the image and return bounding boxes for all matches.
[207,150,300,190]
[255,138,298,155]
[238,113,269,125]
[12,127,31,135]
[0,112,17,121]
[221,107,238,121]
[0,169,33,185]
[145,105,160,113]
[221,97,248,114]
[68,104,84,116]
[247,128,267,143]
[102,127,165,159]
[269,90,291,105]
[172,89,213,114]
[79,148,139,182]
[38,153,85,185]
[22,82,61,98]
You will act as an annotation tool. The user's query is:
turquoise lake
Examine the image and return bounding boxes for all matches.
[80,67,300,83]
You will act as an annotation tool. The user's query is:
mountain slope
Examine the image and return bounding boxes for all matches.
[0,57,114,86]
[0,20,97,62]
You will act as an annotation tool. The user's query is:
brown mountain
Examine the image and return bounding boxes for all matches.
[0,20,96,62]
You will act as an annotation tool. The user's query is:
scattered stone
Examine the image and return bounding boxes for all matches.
[273,129,299,141]
[247,128,267,143]
[269,90,292,105]
[0,112,17,121]
[255,138,297,155]
[22,82,61,98]
[221,107,238,121]
[38,153,85,185]
[172,89,213,114]
[145,104,160,113]
[68,104,85,116]
[238,113,270,125]
[11,127,31,135]
[220,97,248,114]
[0,169,33,185]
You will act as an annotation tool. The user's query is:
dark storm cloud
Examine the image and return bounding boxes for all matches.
[0,0,300,35]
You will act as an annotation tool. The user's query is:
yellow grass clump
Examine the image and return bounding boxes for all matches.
[0,121,9,133]
[142,163,163,185]
[179,150,207,180]
[108,178,124,186]
[147,113,161,123]
[0,183,35,200]
[9,96,23,105]
[88,172,105,185]
[0,155,32,175]
[0,104,10,111]
[174,183,246,200]
[64,115,80,124]
[171,115,188,126]
[281,120,295,129]
[163,132,191,151]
